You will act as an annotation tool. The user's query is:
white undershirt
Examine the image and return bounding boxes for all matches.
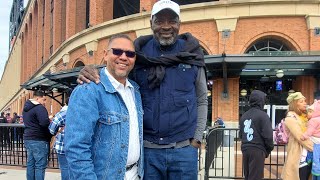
[105,68,140,180]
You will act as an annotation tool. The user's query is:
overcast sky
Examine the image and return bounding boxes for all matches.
[0,0,28,79]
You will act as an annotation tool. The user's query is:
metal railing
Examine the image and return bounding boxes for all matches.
[1,124,287,178]
[204,127,286,180]
[0,123,58,169]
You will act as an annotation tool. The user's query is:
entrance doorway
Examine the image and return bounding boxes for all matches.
[239,78,293,127]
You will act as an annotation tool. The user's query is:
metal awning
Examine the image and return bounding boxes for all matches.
[205,55,320,78]
[21,65,105,105]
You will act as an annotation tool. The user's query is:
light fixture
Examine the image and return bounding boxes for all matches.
[240,89,247,97]
[276,69,284,78]
[288,89,295,96]
[52,88,58,93]
[207,90,212,97]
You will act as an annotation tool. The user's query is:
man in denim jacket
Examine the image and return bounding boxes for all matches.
[65,34,144,180]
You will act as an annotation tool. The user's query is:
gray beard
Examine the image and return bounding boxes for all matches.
[158,37,175,46]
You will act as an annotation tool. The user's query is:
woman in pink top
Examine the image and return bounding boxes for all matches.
[302,100,320,140]
[301,100,320,179]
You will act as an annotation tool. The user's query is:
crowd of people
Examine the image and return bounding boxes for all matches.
[0,111,23,148]
[2,0,319,180]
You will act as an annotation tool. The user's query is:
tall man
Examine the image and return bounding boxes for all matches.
[78,0,208,180]
[65,34,144,180]
[239,90,274,180]
[78,1,208,179]
[23,90,52,180]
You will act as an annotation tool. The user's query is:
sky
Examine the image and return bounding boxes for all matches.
[0,0,28,79]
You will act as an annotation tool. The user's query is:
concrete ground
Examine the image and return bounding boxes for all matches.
[0,166,60,180]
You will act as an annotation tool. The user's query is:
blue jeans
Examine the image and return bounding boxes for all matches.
[24,140,49,180]
[57,153,70,180]
[144,145,198,180]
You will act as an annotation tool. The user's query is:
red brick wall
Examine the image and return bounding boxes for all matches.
[212,78,240,122]
[140,0,157,12]
[293,76,316,104]
[76,0,87,33]
[102,0,113,22]
[53,0,62,51]
[235,17,309,53]
[309,29,320,50]
[180,21,219,54]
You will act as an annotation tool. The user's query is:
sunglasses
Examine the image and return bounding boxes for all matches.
[109,48,136,58]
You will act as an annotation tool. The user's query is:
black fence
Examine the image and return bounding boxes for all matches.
[0,123,59,168]
[1,124,287,178]
[204,127,286,180]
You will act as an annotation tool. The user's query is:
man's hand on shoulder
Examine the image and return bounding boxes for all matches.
[77,65,100,84]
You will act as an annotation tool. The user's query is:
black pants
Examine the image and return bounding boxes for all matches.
[299,164,311,180]
[242,148,266,180]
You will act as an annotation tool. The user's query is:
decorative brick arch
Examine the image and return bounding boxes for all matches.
[198,40,212,55]
[73,60,85,68]
[241,32,302,53]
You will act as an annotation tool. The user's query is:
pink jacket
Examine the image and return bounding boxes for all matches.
[303,100,320,139]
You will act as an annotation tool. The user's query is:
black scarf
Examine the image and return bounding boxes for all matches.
[134,33,205,88]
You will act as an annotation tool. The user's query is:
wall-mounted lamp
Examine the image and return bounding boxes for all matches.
[240,89,247,97]
[85,40,98,57]
[276,69,284,78]
[288,89,295,96]
[207,90,212,97]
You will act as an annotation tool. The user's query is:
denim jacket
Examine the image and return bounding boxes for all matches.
[65,68,144,180]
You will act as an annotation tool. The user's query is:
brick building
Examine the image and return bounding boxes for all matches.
[0,0,320,127]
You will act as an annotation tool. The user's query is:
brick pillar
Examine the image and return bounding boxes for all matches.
[27,20,32,79]
[21,32,25,83]
[66,0,76,39]
[293,76,316,104]
[140,0,157,12]
[103,1,113,21]
[75,0,87,33]
[213,78,239,123]
[43,0,51,62]
[89,0,104,26]
[37,0,43,66]
[53,0,62,50]
[32,8,38,73]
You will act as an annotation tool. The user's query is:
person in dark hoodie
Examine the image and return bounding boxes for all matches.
[23,90,52,180]
[239,90,274,180]
[75,1,208,179]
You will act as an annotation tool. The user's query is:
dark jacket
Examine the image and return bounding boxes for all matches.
[239,90,274,156]
[0,115,7,123]
[23,99,52,142]
[133,33,204,144]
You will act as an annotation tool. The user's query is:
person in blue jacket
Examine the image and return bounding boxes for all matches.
[65,34,144,180]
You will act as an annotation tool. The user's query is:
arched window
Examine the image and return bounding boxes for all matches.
[245,38,292,54]
[74,61,85,68]
[200,46,209,55]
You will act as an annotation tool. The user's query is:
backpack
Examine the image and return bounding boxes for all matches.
[274,118,289,145]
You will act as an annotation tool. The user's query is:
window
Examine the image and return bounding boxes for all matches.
[113,0,140,19]
[86,0,90,28]
[245,39,291,54]
[74,61,85,68]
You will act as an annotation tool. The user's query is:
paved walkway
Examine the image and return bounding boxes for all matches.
[0,166,60,180]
